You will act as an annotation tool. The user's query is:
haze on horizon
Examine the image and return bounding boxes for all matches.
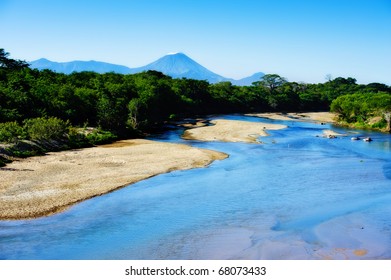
[1,0,390,85]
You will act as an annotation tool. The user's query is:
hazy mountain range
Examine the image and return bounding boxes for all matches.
[29,53,264,86]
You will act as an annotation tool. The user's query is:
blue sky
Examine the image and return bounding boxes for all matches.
[1,0,390,84]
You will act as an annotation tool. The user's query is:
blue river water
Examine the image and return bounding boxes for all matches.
[1,115,390,259]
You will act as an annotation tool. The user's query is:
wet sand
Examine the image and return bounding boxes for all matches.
[188,215,384,260]
[322,129,346,137]
[0,139,227,220]
[182,119,287,143]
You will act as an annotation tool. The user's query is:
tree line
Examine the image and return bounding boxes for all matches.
[1,48,391,144]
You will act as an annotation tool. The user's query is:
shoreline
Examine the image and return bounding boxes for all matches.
[0,139,227,220]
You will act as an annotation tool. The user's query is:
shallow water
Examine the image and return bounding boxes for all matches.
[1,115,390,259]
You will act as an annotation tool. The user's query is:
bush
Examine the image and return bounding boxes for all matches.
[67,127,90,148]
[371,118,387,129]
[0,121,24,143]
[23,117,70,141]
[0,154,11,167]
[85,129,117,145]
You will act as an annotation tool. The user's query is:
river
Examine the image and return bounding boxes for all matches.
[1,115,390,259]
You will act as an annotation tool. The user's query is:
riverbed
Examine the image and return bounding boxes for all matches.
[0,114,390,259]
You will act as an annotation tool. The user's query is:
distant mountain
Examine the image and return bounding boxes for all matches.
[29,53,264,85]
[231,72,265,86]
[129,53,228,83]
[30,58,132,74]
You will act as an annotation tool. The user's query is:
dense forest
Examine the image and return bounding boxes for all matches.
[1,48,391,165]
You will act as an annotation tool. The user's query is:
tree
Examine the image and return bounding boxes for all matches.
[96,95,128,133]
[255,74,287,94]
[325,74,333,82]
[331,92,391,131]
[127,98,144,130]
[0,49,29,70]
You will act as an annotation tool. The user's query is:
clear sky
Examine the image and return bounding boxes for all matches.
[1,0,390,84]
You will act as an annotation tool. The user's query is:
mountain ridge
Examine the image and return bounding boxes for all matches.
[29,53,264,86]
[30,58,132,74]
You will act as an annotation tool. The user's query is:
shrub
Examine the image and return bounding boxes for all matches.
[85,129,117,145]
[23,117,70,141]
[67,127,89,148]
[0,121,24,143]
[0,154,11,167]
[371,118,387,129]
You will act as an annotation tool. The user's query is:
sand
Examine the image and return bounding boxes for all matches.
[182,119,287,143]
[247,112,336,123]
[0,139,227,220]
[246,113,293,121]
[322,129,346,137]
[290,112,336,123]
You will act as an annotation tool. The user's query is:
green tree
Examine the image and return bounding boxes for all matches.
[255,74,287,94]
[0,48,29,70]
[331,92,391,131]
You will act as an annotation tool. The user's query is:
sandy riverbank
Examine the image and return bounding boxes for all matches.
[247,112,337,123]
[182,119,287,143]
[0,139,227,220]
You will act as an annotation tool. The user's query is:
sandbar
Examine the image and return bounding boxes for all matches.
[246,113,293,121]
[322,129,346,137]
[0,139,227,220]
[290,112,336,123]
[247,112,336,123]
[182,119,287,143]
